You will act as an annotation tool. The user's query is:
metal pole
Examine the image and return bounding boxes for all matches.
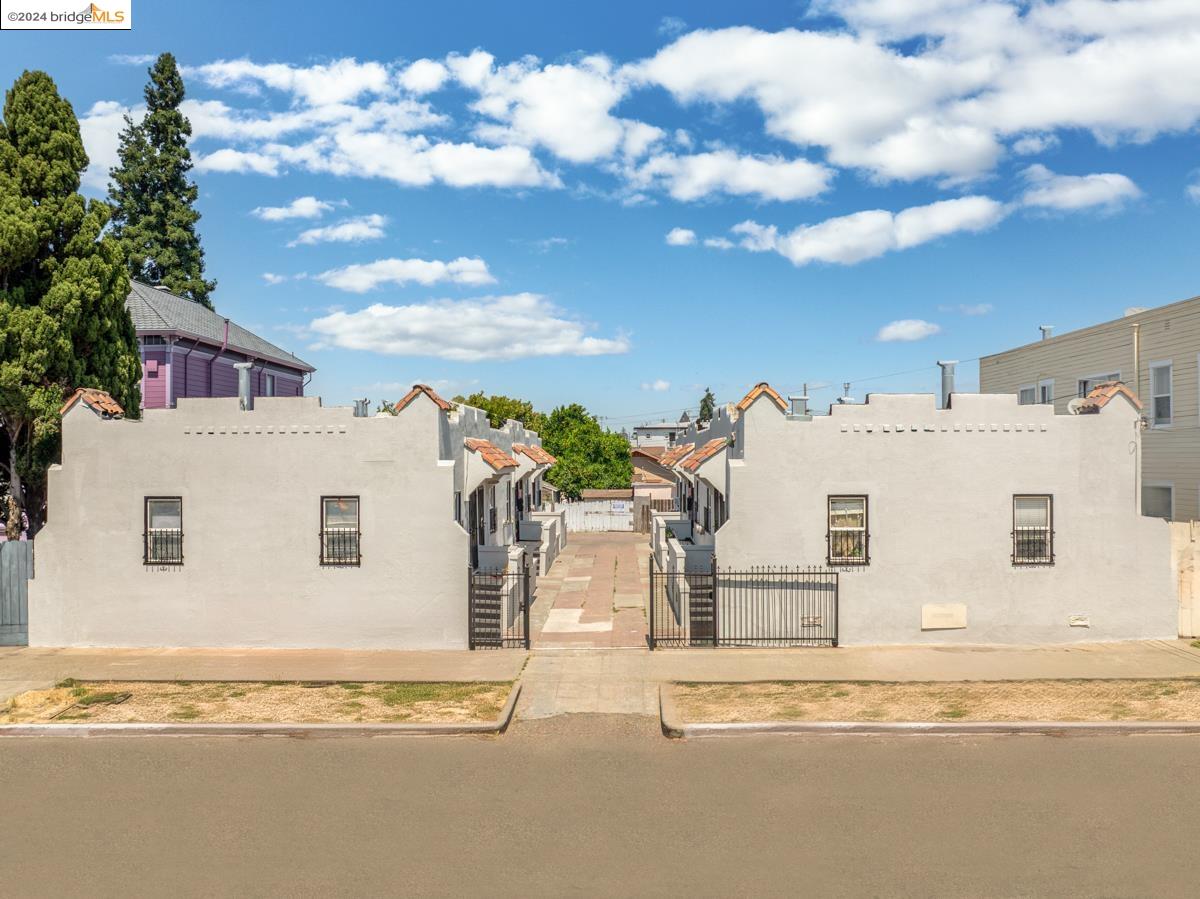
[523,557,531,650]
[648,555,655,650]
[467,566,474,651]
[711,554,719,648]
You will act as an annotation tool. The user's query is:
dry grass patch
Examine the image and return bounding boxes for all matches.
[0,679,510,725]
[672,679,1200,723]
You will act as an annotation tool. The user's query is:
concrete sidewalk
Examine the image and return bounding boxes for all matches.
[516,640,1200,719]
[0,647,527,704]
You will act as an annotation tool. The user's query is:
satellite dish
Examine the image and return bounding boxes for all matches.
[1066,397,1088,415]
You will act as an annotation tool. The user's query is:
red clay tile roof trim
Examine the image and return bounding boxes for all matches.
[659,443,695,468]
[1076,381,1142,413]
[512,443,556,466]
[60,388,124,418]
[464,437,519,471]
[736,381,787,413]
[681,437,728,472]
[395,383,452,413]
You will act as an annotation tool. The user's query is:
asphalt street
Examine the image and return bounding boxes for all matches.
[1,715,1197,897]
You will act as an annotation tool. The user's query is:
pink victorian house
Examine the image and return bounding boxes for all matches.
[127,280,314,409]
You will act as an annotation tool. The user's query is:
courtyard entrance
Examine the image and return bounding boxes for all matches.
[530,532,648,648]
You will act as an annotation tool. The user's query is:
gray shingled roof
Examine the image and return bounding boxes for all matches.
[126,281,314,372]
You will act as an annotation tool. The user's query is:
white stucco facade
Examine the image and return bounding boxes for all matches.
[29,389,556,649]
[653,384,1178,645]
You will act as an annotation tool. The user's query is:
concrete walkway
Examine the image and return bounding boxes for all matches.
[531,532,648,649]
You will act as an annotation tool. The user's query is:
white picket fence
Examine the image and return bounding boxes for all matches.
[563,499,634,532]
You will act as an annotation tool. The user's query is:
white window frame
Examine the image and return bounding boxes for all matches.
[1077,371,1121,398]
[265,372,276,397]
[1037,378,1054,405]
[1142,482,1174,519]
[1149,360,1172,427]
[1018,384,1037,406]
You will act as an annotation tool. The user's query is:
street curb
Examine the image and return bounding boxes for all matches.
[657,685,1200,738]
[0,682,522,739]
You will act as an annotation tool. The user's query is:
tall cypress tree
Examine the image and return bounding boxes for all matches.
[0,71,141,532]
[109,52,215,308]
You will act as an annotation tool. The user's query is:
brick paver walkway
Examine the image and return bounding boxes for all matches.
[531,532,648,649]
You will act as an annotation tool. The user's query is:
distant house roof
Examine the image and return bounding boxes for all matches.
[60,387,125,418]
[632,446,666,460]
[395,383,452,412]
[126,280,314,372]
[632,468,671,485]
[581,489,634,500]
[464,438,519,471]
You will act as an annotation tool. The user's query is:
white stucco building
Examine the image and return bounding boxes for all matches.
[29,384,563,649]
[650,381,1178,646]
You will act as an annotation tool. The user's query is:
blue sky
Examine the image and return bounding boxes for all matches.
[4,0,1200,428]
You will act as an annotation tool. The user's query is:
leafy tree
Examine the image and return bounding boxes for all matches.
[108,52,215,308]
[453,392,546,432]
[539,404,632,500]
[698,387,715,423]
[0,70,141,532]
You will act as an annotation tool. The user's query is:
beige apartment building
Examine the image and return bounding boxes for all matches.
[980,294,1200,521]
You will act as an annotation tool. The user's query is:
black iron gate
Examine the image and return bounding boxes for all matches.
[648,555,838,649]
[468,557,531,649]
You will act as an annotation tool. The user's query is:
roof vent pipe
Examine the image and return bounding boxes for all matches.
[1039,325,1054,341]
[233,362,254,411]
[937,360,957,409]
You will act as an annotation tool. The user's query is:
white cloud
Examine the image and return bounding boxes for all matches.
[629,150,833,202]
[306,293,631,361]
[633,14,1200,183]
[703,236,734,249]
[876,319,941,342]
[1187,176,1200,204]
[108,53,156,65]
[456,52,648,164]
[665,227,696,246]
[658,17,688,38]
[642,379,671,391]
[77,100,139,191]
[938,302,993,315]
[194,148,280,176]
[262,273,289,285]
[189,58,392,106]
[730,196,1008,266]
[399,59,450,94]
[288,214,387,247]
[314,256,496,292]
[1012,133,1060,155]
[252,196,335,221]
[1019,164,1141,211]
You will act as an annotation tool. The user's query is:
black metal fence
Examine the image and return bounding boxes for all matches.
[648,555,838,649]
[469,559,531,649]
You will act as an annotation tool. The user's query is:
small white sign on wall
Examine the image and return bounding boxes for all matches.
[922,603,967,630]
[610,501,630,512]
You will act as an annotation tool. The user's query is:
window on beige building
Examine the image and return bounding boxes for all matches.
[1142,484,1174,519]
[1150,362,1172,426]
[1078,373,1120,397]
[321,496,360,566]
[144,497,183,565]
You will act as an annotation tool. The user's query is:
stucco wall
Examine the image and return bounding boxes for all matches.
[29,393,546,649]
[666,392,1176,645]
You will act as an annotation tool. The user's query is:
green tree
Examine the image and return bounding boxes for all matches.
[698,387,715,423]
[539,404,632,500]
[0,70,141,532]
[453,392,547,432]
[108,52,215,308]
